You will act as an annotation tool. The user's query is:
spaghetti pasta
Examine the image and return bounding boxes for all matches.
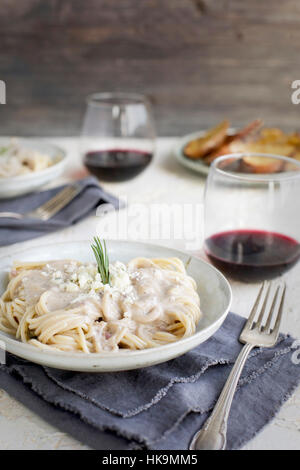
[0,257,202,353]
[0,139,53,177]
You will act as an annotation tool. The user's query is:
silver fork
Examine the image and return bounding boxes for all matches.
[0,184,82,221]
[189,281,286,451]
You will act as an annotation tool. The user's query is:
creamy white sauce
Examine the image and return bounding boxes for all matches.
[4,258,201,352]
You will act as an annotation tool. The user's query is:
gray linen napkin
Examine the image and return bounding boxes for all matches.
[0,177,122,246]
[0,312,299,450]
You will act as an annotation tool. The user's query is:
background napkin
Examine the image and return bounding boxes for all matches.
[0,312,299,450]
[0,177,122,246]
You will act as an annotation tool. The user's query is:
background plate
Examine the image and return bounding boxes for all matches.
[0,138,67,198]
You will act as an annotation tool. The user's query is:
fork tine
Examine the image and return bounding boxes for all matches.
[272,283,286,337]
[263,285,280,332]
[244,282,266,329]
[32,186,80,221]
[39,193,74,216]
[35,187,77,215]
[255,282,271,329]
[40,188,79,220]
[33,189,72,216]
[39,187,76,212]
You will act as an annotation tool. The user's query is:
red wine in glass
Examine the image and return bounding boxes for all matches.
[205,229,300,282]
[84,148,153,182]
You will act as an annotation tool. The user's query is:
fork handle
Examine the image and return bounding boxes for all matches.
[0,212,23,219]
[190,343,254,450]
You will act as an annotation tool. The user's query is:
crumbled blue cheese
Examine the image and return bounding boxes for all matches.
[51,261,137,304]
[109,261,131,291]
[64,281,80,292]
[64,263,77,274]
[56,262,104,294]
[77,271,90,289]
[52,270,62,280]
[130,270,143,282]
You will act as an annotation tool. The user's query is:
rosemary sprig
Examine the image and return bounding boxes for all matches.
[91,237,110,285]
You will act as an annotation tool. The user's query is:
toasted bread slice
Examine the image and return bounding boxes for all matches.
[242,155,284,173]
[203,142,232,164]
[203,120,263,165]
[184,120,229,159]
[231,141,295,157]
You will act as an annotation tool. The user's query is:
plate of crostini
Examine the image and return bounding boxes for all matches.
[174,119,300,176]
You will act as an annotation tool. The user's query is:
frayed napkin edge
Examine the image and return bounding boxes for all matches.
[41,336,285,419]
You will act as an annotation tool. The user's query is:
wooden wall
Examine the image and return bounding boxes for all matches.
[1,0,300,136]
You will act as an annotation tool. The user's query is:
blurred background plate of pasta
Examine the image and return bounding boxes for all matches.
[0,240,232,372]
[0,138,67,198]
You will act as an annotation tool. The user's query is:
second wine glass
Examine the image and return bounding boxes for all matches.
[204,153,300,282]
[80,92,155,182]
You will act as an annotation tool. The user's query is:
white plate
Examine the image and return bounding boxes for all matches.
[0,138,68,198]
[0,240,232,372]
[174,129,235,176]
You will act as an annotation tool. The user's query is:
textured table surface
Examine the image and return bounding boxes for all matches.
[0,138,299,450]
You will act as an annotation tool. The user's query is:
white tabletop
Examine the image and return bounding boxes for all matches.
[0,138,299,450]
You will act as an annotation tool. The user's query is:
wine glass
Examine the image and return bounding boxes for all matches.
[204,153,300,282]
[80,92,155,182]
